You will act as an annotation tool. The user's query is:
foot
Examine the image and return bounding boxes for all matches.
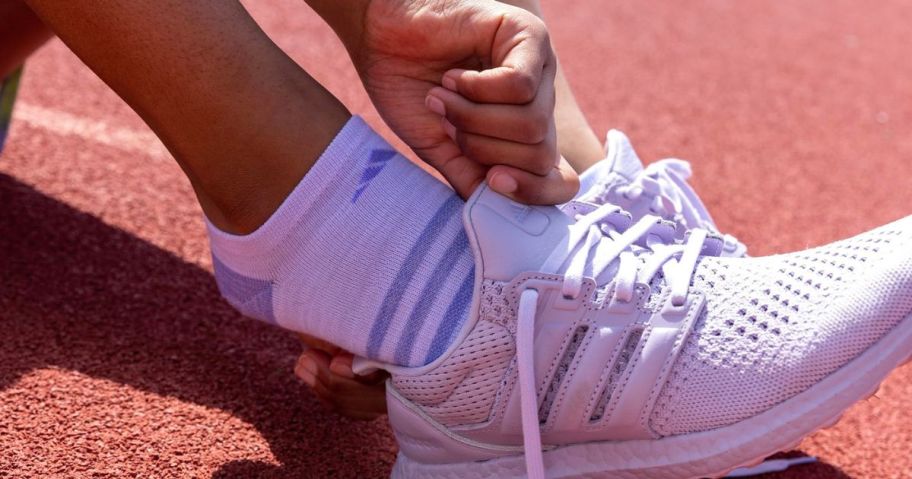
[372,185,912,478]
[577,130,747,257]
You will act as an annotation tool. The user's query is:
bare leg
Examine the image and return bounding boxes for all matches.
[0,1,52,78]
[497,0,604,173]
[552,60,604,172]
[23,0,350,234]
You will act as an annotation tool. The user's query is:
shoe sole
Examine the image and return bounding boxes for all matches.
[392,311,912,479]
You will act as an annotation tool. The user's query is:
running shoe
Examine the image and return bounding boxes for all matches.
[578,130,747,257]
[369,184,912,479]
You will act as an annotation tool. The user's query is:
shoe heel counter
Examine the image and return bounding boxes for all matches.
[387,383,519,465]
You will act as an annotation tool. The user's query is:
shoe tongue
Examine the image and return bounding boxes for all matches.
[576,129,645,198]
[603,129,645,180]
[463,185,573,281]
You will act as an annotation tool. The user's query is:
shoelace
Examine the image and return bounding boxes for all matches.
[516,203,711,479]
[609,159,744,255]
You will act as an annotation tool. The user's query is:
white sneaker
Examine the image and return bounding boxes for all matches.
[368,185,912,479]
[577,130,747,257]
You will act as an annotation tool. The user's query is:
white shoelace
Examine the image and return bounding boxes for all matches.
[516,203,710,479]
[607,159,744,256]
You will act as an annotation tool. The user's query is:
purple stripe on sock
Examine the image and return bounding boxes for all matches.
[424,267,475,364]
[369,149,396,164]
[393,229,471,365]
[366,195,463,359]
[212,254,276,324]
[359,165,386,183]
[352,149,396,203]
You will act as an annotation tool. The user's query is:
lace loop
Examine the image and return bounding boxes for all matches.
[609,159,747,256]
[518,204,712,478]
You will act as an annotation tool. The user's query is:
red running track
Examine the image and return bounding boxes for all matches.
[2,0,912,477]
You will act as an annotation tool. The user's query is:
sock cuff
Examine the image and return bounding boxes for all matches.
[206,115,380,258]
[203,115,473,366]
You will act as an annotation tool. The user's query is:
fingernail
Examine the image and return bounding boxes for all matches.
[442,119,457,141]
[299,370,315,386]
[301,357,317,376]
[442,72,458,91]
[425,94,446,116]
[330,357,356,379]
[490,173,518,194]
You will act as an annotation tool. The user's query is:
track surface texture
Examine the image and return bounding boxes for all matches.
[2,0,912,478]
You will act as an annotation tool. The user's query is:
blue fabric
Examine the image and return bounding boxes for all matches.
[351,149,396,202]
[393,230,471,364]
[424,267,475,364]
[212,254,276,324]
[366,195,463,358]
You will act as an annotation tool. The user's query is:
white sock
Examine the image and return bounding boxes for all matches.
[206,116,475,367]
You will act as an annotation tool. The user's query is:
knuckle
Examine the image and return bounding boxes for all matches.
[445,103,472,130]
[532,21,551,45]
[520,183,547,205]
[509,72,538,103]
[521,113,550,143]
[542,29,552,46]
[526,150,554,176]
[445,111,466,131]
[457,134,481,161]
[529,163,552,177]
[526,19,552,56]
[565,175,581,196]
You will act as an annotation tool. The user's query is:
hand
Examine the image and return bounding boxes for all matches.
[295,334,388,421]
[316,0,579,204]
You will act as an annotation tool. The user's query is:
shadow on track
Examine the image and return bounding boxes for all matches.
[0,174,396,478]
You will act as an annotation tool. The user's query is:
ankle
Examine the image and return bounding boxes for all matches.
[206,117,474,366]
[196,181,292,235]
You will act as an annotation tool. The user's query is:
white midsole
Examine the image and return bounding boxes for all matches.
[392,311,912,479]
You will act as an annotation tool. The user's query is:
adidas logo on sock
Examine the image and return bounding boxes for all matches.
[351,149,396,203]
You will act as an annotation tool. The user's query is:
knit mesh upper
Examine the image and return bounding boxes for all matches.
[392,281,516,426]
[392,217,912,438]
[650,218,912,435]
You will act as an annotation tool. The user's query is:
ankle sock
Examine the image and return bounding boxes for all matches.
[206,116,474,367]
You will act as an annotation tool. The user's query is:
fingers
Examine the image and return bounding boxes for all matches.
[442,14,552,105]
[421,8,570,204]
[425,61,565,201]
[294,348,326,386]
[427,85,553,145]
[295,349,389,421]
[486,157,580,205]
[426,89,577,203]
[423,141,488,201]
[297,332,343,356]
[328,353,389,385]
[441,115,557,176]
